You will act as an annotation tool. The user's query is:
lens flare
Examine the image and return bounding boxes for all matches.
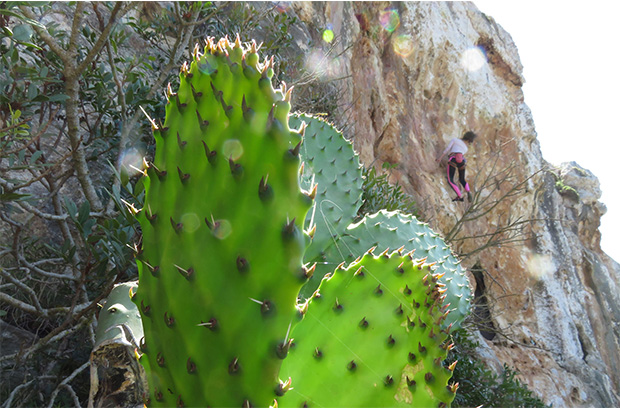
[212,219,232,240]
[525,253,556,279]
[120,148,145,177]
[393,34,415,58]
[197,54,218,75]
[180,213,200,233]
[380,9,400,32]
[305,48,344,81]
[272,1,291,13]
[461,47,486,72]
[322,28,334,43]
[304,49,328,80]
[222,139,243,161]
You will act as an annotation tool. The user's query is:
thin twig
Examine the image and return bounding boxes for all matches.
[2,380,35,407]
[47,361,90,407]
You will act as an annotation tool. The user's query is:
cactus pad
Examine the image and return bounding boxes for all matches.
[135,36,310,407]
[291,113,364,297]
[291,113,363,257]
[278,249,458,407]
[328,210,472,330]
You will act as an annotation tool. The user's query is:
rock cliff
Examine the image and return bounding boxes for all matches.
[287,1,620,407]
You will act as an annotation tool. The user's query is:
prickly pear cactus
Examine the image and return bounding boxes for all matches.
[291,113,363,257]
[278,249,458,407]
[332,210,472,329]
[134,36,311,407]
[95,281,143,348]
[290,113,363,295]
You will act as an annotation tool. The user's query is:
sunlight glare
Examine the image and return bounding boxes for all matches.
[222,139,244,161]
[393,34,415,58]
[460,47,486,72]
[304,49,343,81]
[212,219,232,240]
[181,213,200,233]
[120,147,145,177]
[380,9,400,32]
[197,54,218,75]
[323,27,335,43]
[525,252,556,279]
[272,1,291,13]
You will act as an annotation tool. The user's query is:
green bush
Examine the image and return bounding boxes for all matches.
[447,329,547,408]
[358,161,418,218]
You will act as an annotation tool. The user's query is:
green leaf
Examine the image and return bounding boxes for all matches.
[27,83,38,100]
[81,218,95,237]
[64,197,77,219]
[29,150,43,164]
[77,200,91,225]
[0,192,32,202]
[19,40,42,50]
[0,7,47,28]
[0,309,7,317]
[48,94,69,102]
[32,94,49,102]
[12,24,33,42]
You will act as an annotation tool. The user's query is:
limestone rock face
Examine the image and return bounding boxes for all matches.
[290,1,620,407]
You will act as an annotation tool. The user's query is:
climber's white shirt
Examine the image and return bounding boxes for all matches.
[442,138,468,155]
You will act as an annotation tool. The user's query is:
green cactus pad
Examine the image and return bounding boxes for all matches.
[95,281,143,348]
[327,210,472,330]
[290,113,363,261]
[135,36,310,407]
[289,114,364,299]
[278,250,457,407]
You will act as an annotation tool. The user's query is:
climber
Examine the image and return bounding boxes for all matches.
[435,131,477,202]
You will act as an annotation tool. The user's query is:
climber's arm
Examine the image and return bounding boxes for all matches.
[436,138,455,162]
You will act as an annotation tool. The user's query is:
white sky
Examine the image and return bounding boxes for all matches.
[473,1,620,262]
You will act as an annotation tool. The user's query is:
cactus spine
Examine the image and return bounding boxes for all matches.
[135,36,310,407]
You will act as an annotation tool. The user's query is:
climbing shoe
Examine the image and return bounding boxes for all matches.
[452,196,464,202]
[467,191,473,202]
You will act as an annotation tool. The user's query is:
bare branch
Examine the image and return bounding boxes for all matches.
[47,362,90,407]
[2,380,35,407]
[9,199,105,222]
[0,268,45,312]
[67,2,86,62]
[444,152,545,244]
[77,3,137,75]
[15,255,75,280]
[0,291,46,317]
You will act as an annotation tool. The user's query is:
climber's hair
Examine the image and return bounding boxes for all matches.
[462,131,477,143]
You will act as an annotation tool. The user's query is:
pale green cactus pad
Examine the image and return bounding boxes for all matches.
[331,210,472,330]
[290,113,363,296]
[277,249,458,407]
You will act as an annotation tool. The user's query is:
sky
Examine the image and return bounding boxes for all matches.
[473,1,620,262]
